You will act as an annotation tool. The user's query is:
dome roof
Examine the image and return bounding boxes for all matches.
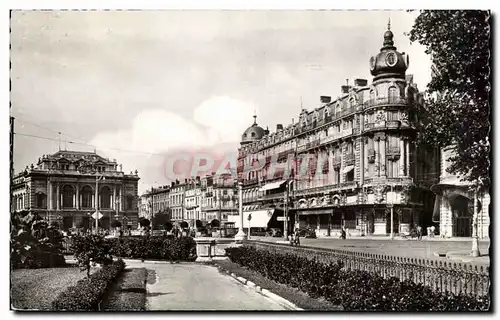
[241,115,265,145]
[369,22,409,81]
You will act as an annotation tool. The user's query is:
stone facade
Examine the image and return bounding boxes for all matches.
[200,174,238,224]
[11,150,140,230]
[431,146,490,238]
[237,25,439,237]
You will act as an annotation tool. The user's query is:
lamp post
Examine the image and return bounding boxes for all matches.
[234,182,247,241]
[471,186,480,257]
[95,174,105,233]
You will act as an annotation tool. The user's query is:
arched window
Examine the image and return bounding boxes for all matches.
[62,185,74,208]
[127,195,134,210]
[100,186,111,209]
[36,192,46,208]
[388,86,398,103]
[81,186,93,208]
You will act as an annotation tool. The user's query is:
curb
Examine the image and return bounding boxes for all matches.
[216,265,303,311]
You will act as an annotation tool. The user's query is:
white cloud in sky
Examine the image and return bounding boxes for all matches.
[89,96,256,189]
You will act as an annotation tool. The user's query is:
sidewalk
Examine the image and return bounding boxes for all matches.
[249,236,490,266]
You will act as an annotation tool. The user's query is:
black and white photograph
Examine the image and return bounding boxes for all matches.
[8,6,491,312]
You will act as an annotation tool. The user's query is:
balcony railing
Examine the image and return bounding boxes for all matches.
[259,192,285,201]
[386,120,401,129]
[365,97,407,107]
[345,153,355,165]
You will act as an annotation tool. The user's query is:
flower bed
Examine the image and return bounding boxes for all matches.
[105,236,197,261]
[52,259,126,311]
[225,246,490,311]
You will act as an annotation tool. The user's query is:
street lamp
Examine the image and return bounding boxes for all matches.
[77,162,104,234]
[234,182,247,241]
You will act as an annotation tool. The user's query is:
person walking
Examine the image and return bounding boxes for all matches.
[417,225,422,241]
[294,229,301,246]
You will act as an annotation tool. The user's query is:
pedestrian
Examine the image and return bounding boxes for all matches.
[294,229,301,246]
[340,227,346,240]
[417,225,422,240]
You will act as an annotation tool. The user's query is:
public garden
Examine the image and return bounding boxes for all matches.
[10,210,490,312]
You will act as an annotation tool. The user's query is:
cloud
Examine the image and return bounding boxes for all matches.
[89,96,255,191]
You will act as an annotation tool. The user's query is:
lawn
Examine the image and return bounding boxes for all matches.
[11,266,98,310]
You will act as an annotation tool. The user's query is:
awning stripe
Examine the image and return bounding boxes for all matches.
[259,180,286,192]
[341,165,355,174]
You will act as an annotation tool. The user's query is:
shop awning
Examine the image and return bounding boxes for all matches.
[228,209,274,228]
[342,165,354,174]
[299,209,332,216]
[259,180,286,192]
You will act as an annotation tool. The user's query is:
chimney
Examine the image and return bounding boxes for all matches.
[175,179,179,185]
[196,176,200,181]
[405,74,414,85]
[276,124,284,131]
[184,178,188,184]
[171,182,175,187]
[354,79,368,87]
[320,96,331,104]
[341,85,351,94]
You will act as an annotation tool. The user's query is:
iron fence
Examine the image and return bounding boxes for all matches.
[244,240,490,298]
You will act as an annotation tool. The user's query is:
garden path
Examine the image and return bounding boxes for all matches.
[124,261,287,311]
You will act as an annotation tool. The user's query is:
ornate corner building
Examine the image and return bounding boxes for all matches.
[11,150,140,230]
[237,25,441,237]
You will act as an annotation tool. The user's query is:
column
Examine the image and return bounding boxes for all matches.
[113,185,117,210]
[359,138,365,185]
[405,139,410,178]
[120,185,124,211]
[374,137,380,177]
[380,134,386,177]
[48,179,53,210]
[56,183,60,210]
[92,193,95,208]
[364,137,368,181]
[400,137,406,176]
[340,143,346,183]
[76,184,80,209]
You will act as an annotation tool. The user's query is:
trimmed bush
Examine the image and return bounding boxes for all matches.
[71,234,114,277]
[52,259,126,311]
[225,246,490,311]
[105,236,196,261]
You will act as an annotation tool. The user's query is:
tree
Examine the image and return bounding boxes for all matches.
[409,10,491,187]
[139,217,151,228]
[110,219,122,229]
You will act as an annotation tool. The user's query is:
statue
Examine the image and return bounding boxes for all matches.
[119,164,122,171]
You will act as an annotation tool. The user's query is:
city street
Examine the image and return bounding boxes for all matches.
[250,236,490,265]
[124,261,288,311]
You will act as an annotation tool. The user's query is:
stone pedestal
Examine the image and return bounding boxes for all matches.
[194,238,237,262]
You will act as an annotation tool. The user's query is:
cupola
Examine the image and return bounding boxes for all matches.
[369,20,409,81]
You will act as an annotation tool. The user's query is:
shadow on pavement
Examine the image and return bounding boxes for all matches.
[147,292,173,297]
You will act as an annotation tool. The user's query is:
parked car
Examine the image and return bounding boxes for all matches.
[298,228,317,239]
[266,228,282,237]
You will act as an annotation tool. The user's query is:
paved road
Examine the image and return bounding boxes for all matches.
[124,261,287,311]
[250,236,490,265]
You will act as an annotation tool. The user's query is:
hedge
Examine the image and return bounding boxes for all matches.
[52,259,126,311]
[225,246,490,311]
[104,236,196,261]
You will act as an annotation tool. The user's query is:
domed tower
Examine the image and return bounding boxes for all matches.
[240,114,265,146]
[369,20,409,82]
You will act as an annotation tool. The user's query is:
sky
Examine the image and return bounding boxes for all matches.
[10,10,432,194]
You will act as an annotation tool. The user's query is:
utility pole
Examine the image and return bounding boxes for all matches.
[10,116,14,213]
